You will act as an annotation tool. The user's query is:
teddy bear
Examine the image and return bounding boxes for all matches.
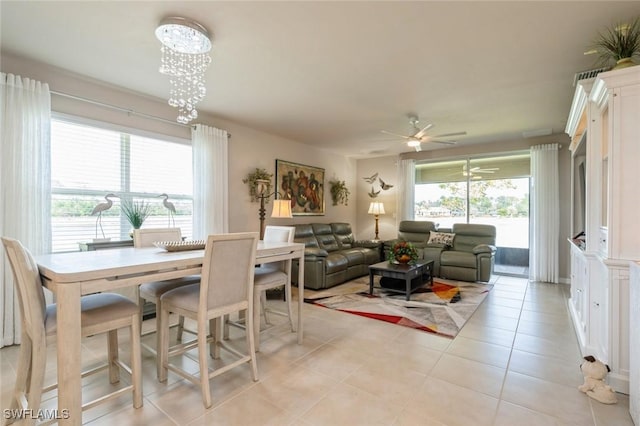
[578,355,618,404]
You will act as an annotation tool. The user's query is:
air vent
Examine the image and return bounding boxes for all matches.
[573,67,608,87]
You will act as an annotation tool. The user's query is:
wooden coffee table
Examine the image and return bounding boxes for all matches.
[368,260,434,301]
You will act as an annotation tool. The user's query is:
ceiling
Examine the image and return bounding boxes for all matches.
[1,1,638,158]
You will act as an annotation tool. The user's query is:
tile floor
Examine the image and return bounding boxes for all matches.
[0,275,634,425]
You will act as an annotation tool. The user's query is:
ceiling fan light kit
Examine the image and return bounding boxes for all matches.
[381,116,466,152]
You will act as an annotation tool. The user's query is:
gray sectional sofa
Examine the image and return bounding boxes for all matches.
[291,223,381,290]
[385,221,497,282]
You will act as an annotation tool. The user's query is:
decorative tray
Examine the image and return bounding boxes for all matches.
[153,240,206,252]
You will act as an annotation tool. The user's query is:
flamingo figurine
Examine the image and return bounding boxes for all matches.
[91,193,118,239]
[158,193,176,227]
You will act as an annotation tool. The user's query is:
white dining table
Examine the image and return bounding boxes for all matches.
[34,240,305,425]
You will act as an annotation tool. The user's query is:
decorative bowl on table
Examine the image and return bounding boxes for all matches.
[153,240,206,252]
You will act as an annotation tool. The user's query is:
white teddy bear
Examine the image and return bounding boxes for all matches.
[578,355,618,404]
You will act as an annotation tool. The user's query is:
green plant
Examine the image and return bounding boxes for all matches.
[592,17,640,67]
[386,241,419,265]
[329,179,350,206]
[243,168,273,203]
[121,199,151,229]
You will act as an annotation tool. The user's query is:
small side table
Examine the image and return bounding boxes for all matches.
[369,260,434,301]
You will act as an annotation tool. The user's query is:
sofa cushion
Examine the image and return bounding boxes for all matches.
[450,224,496,252]
[440,251,477,269]
[338,248,365,266]
[427,231,455,247]
[397,220,437,247]
[331,223,354,249]
[325,253,349,274]
[294,224,320,248]
[312,223,341,252]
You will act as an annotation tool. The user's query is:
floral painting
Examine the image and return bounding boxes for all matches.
[276,159,324,215]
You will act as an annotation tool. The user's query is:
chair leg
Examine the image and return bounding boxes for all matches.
[208,318,216,358]
[222,314,230,340]
[261,291,271,325]
[285,280,294,332]
[198,320,212,408]
[245,307,259,382]
[253,289,262,352]
[107,329,119,384]
[176,315,185,341]
[26,337,47,423]
[158,305,170,382]
[7,333,32,424]
[130,313,143,408]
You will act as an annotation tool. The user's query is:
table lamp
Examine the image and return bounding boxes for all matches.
[368,202,385,240]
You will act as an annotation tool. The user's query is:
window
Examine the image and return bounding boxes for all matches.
[51,117,192,252]
[414,154,530,250]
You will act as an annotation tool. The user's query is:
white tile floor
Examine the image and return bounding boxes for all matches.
[1,275,634,425]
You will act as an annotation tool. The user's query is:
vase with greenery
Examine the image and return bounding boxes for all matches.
[121,199,151,230]
[387,241,419,265]
[592,16,640,69]
[329,179,350,206]
[243,168,273,203]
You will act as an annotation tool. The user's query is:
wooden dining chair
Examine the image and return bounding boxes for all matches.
[133,228,200,377]
[157,232,259,408]
[223,226,295,350]
[1,237,142,425]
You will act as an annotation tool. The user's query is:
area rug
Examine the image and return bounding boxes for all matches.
[304,276,492,338]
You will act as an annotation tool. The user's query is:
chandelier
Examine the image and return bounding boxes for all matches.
[155,17,212,124]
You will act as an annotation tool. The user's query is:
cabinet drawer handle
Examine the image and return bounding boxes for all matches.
[594,302,600,307]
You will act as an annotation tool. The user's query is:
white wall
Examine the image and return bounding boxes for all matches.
[356,134,572,281]
[1,53,358,236]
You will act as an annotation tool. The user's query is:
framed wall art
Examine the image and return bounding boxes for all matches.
[275,159,325,215]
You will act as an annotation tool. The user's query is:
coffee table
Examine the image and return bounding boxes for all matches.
[368,260,434,301]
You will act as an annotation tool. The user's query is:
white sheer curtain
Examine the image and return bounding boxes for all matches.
[0,73,52,347]
[396,158,415,227]
[192,124,228,238]
[529,143,560,283]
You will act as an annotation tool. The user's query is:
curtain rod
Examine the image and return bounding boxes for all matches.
[50,90,230,137]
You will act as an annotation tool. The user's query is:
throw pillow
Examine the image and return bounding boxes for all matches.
[427,231,455,247]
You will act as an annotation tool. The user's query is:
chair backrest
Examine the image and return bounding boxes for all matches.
[199,233,259,312]
[1,237,46,340]
[133,228,182,248]
[264,226,295,244]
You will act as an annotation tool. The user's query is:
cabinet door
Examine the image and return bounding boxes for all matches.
[589,260,609,361]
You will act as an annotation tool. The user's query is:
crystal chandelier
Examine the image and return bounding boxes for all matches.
[155,17,212,124]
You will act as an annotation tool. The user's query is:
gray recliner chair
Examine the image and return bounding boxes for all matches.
[439,223,496,282]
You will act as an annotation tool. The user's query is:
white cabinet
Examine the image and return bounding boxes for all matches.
[630,262,640,425]
[565,66,640,395]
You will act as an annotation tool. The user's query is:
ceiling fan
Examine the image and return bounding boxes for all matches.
[381,115,466,152]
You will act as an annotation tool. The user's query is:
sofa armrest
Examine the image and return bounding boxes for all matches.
[305,247,329,259]
[353,240,382,249]
[472,244,496,255]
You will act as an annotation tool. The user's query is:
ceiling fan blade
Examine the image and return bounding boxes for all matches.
[380,130,411,139]
[432,131,467,138]
[430,139,457,145]
[414,123,434,139]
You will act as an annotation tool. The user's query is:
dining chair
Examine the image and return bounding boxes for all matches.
[133,228,200,377]
[1,237,142,425]
[223,226,295,351]
[157,232,259,408]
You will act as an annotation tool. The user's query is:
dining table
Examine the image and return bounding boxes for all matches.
[34,240,305,425]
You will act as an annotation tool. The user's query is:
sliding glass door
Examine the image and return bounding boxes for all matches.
[415,153,530,275]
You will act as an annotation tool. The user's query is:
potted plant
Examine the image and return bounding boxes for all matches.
[387,241,419,265]
[329,179,350,206]
[591,16,640,69]
[121,199,151,230]
[243,168,273,203]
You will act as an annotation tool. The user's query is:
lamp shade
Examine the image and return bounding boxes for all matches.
[368,202,385,215]
[271,199,293,218]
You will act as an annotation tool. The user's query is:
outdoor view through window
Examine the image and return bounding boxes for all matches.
[414,155,530,257]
